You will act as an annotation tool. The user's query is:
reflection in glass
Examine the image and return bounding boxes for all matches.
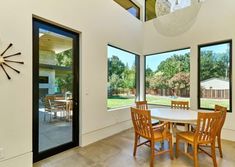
[38,28,73,152]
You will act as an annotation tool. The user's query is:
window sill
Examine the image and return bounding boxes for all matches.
[108,105,135,112]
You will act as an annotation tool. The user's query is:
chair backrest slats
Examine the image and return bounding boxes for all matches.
[135,101,148,110]
[44,95,54,110]
[195,112,221,143]
[131,107,153,139]
[171,100,189,110]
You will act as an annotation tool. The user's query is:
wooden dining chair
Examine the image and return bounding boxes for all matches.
[131,107,173,167]
[135,101,159,125]
[171,100,189,128]
[191,105,227,158]
[176,111,222,167]
[171,100,189,110]
[214,105,227,158]
[135,100,148,110]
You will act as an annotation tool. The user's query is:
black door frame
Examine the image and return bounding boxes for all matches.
[33,18,79,162]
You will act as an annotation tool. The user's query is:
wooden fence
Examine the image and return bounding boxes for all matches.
[201,89,229,99]
[146,88,190,97]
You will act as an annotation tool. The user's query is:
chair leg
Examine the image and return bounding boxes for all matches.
[175,137,179,158]
[133,133,138,156]
[150,141,155,167]
[50,112,52,122]
[217,134,223,158]
[211,141,218,167]
[169,137,173,160]
[44,112,46,122]
[193,144,199,167]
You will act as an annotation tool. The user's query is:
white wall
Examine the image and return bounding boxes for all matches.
[143,0,235,141]
[0,0,143,166]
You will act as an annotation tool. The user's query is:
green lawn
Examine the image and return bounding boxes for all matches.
[146,95,190,106]
[107,95,135,109]
[108,94,229,110]
[200,98,229,110]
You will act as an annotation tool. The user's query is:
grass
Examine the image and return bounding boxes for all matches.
[107,95,135,109]
[108,94,229,110]
[200,98,229,110]
[146,95,190,106]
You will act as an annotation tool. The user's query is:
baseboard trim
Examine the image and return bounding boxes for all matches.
[81,120,132,147]
[0,152,32,167]
[222,128,235,141]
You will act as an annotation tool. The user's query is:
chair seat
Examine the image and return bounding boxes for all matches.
[153,130,171,140]
[177,131,194,143]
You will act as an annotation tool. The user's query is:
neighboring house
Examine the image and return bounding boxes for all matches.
[201,78,229,99]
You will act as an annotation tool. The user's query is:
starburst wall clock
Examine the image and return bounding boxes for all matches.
[0,43,24,80]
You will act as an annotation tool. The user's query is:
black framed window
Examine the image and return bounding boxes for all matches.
[198,40,232,112]
[145,48,190,106]
[114,0,140,19]
[107,44,139,110]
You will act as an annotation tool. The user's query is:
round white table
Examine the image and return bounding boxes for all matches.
[151,108,198,124]
[151,108,198,152]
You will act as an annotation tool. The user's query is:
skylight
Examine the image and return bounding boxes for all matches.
[146,0,203,21]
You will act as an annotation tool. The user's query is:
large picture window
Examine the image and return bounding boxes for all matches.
[145,48,190,106]
[107,45,139,110]
[198,41,232,111]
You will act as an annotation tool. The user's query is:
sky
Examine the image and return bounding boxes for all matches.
[146,49,190,71]
[108,46,136,68]
[108,43,229,72]
[200,43,230,54]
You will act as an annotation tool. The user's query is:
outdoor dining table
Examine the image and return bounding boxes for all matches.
[150,107,198,152]
[54,99,72,119]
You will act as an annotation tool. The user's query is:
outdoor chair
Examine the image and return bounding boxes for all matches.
[44,95,66,122]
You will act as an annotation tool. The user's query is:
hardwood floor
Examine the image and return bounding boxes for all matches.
[34,129,235,167]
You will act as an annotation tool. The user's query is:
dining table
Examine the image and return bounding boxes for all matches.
[150,107,198,152]
[54,99,73,120]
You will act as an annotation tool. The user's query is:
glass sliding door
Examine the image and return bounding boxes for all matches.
[33,19,79,162]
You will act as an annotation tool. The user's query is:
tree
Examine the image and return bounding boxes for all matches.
[200,51,229,81]
[169,72,190,96]
[149,71,168,90]
[55,49,73,93]
[156,53,190,79]
[145,67,154,89]
[108,74,125,96]
[122,65,135,95]
[56,49,72,67]
[108,55,125,81]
